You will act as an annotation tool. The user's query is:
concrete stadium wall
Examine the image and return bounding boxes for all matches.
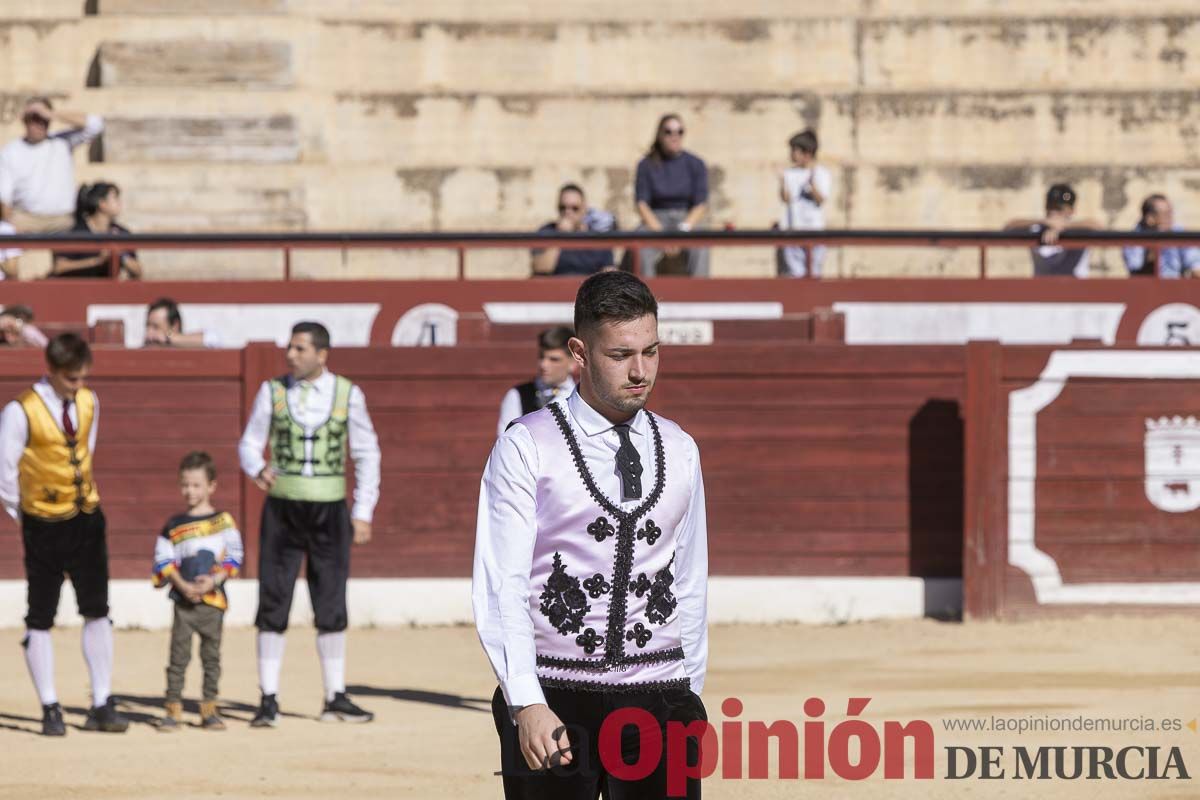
[0,1,1197,279]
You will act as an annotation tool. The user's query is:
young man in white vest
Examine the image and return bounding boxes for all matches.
[238,321,381,726]
[474,271,710,798]
[0,333,128,736]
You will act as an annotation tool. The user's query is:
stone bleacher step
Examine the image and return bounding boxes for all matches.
[96,39,293,88]
[99,0,286,14]
[102,115,300,163]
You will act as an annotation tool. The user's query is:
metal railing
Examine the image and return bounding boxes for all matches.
[4,229,1199,280]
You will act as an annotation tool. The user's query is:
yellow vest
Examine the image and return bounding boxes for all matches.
[18,387,100,520]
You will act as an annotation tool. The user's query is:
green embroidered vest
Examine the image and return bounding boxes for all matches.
[268,375,353,502]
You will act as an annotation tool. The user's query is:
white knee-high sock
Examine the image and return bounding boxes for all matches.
[316,631,346,702]
[23,630,57,706]
[257,631,286,696]
[81,618,113,707]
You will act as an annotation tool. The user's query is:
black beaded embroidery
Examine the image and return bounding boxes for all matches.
[646,554,678,626]
[582,573,611,599]
[636,520,662,546]
[575,627,605,655]
[625,622,652,649]
[538,675,691,694]
[536,645,685,671]
[538,552,589,636]
[549,402,667,666]
[627,573,652,598]
[586,516,616,543]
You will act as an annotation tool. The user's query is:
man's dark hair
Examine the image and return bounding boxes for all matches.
[1141,193,1169,222]
[1045,183,1077,212]
[789,129,819,154]
[45,332,92,371]
[573,272,658,339]
[179,450,217,481]
[538,326,574,352]
[0,304,35,323]
[559,183,585,199]
[148,297,182,331]
[292,321,331,351]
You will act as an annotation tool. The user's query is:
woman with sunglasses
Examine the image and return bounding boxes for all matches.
[633,114,710,277]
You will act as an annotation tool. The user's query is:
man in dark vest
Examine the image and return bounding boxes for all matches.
[238,321,381,727]
[497,326,576,437]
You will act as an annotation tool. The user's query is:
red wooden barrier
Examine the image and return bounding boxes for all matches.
[0,344,967,582]
[964,343,1200,618]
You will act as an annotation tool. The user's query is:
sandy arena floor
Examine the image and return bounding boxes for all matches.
[0,616,1195,799]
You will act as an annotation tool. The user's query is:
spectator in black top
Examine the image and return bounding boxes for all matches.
[50,182,141,279]
[633,113,710,277]
[531,184,617,276]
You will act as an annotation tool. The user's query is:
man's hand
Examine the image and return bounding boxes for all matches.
[352,519,372,545]
[555,215,576,232]
[193,574,215,594]
[24,100,52,122]
[514,704,573,771]
[1040,218,1067,246]
[254,466,277,492]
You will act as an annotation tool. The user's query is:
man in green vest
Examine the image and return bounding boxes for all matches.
[238,321,381,727]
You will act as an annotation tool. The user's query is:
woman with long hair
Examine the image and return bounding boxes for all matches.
[50,182,141,278]
[632,113,710,276]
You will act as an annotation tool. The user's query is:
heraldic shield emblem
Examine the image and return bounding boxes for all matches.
[1145,416,1200,513]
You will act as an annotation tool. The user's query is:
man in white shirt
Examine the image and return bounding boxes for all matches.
[496,326,577,438]
[1005,183,1103,278]
[474,271,710,798]
[0,97,104,233]
[0,334,128,736]
[238,321,381,727]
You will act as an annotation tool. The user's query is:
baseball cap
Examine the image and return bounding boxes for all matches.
[1046,183,1077,210]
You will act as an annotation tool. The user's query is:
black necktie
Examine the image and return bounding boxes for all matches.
[613,424,643,499]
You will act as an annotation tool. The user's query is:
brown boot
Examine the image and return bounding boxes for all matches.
[200,701,225,731]
[158,701,183,733]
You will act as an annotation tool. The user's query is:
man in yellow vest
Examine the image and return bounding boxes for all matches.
[238,321,381,727]
[0,333,129,736]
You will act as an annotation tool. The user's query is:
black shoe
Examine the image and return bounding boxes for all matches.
[41,703,65,737]
[320,692,374,723]
[250,693,279,728]
[83,697,129,733]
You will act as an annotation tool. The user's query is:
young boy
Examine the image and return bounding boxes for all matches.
[152,451,244,731]
[778,128,833,278]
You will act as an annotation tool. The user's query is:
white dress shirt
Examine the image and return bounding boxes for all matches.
[473,389,709,710]
[238,369,381,523]
[0,379,100,520]
[496,376,576,438]
[0,116,105,216]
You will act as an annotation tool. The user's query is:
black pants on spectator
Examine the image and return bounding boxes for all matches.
[22,509,109,629]
[492,684,707,799]
[255,497,352,633]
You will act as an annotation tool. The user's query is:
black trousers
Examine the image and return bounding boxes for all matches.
[22,509,109,630]
[255,497,352,633]
[492,685,707,800]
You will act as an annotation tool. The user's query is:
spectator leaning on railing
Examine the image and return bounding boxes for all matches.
[1123,194,1200,279]
[531,183,617,277]
[1005,183,1102,278]
[144,297,221,348]
[50,182,141,279]
[0,97,103,233]
[633,113,709,277]
[0,305,48,348]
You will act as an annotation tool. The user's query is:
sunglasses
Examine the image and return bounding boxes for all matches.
[558,203,583,212]
[661,127,685,136]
